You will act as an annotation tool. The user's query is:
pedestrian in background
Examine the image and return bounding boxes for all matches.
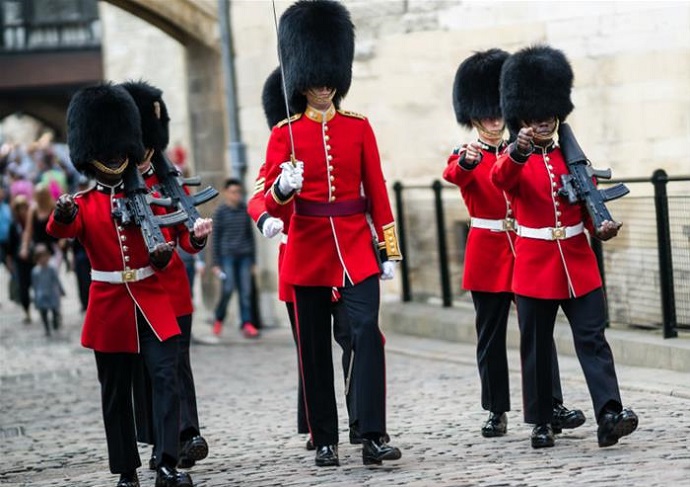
[211,178,258,338]
[443,49,585,439]
[6,195,33,323]
[31,243,64,336]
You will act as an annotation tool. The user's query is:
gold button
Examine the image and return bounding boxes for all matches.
[117,226,124,232]
[125,266,131,271]
[120,235,127,241]
[330,196,336,201]
[552,182,557,187]
[548,164,553,170]
[555,201,560,207]
[123,246,129,252]
[330,176,334,181]
[331,186,336,192]
[124,256,130,262]
[324,125,329,131]
[556,211,562,217]
[556,221,562,227]
[327,155,333,161]
[545,156,550,162]
[326,145,331,150]
[328,165,334,171]
[325,135,330,141]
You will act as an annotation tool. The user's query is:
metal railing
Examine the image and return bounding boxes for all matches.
[393,170,690,339]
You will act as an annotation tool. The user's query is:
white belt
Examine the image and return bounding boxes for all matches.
[518,222,584,241]
[91,266,155,284]
[280,233,288,244]
[470,217,516,232]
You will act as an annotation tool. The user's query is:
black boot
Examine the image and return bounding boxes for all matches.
[530,424,555,449]
[315,445,339,467]
[148,449,156,471]
[552,403,586,434]
[597,408,638,447]
[362,437,402,465]
[178,435,208,468]
[155,465,193,487]
[117,471,139,487]
[481,412,507,438]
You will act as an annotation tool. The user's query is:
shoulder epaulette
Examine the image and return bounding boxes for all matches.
[337,109,367,120]
[276,113,302,128]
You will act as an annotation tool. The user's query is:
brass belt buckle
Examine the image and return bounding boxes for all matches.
[121,269,136,282]
[551,227,566,240]
[503,218,516,232]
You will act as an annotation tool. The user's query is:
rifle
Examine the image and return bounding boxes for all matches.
[112,162,188,254]
[557,123,629,229]
[151,151,219,233]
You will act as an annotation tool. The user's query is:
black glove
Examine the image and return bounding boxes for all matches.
[54,194,78,223]
[149,242,173,269]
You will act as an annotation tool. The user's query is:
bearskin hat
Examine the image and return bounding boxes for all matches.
[500,45,574,135]
[120,80,170,151]
[278,0,355,113]
[262,67,292,128]
[66,83,145,175]
[452,49,509,128]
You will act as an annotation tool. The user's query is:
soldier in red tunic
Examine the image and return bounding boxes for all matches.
[262,0,402,467]
[47,84,202,487]
[491,45,638,449]
[248,67,365,450]
[121,81,212,472]
[443,49,585,439]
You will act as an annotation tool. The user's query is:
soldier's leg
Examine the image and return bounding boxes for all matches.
[94,351,140,474]
[286,302,309,435]
[331,299,356,431]
[293,285,338,447]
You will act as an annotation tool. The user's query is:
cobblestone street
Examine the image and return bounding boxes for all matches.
[1,286,689,487]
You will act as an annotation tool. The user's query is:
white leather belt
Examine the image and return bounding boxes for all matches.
[280,233,288,244]
[470,217,516,232]
[518,222,584,241]
[91,266,154,284]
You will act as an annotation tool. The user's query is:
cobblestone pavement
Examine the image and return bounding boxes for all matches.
[1,283,689,487]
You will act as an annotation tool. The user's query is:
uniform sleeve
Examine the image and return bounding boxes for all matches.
[47,197,84,240]
[442,146,479,190]
[264,126,294,214]
[491,149,526,195]
[361,120,402,261]
[247,163,269,230]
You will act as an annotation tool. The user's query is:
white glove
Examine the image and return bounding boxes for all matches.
[380,261,396,281]
[262,217,284,238]
[277,161,304,194]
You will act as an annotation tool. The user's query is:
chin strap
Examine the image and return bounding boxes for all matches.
[91,158,128,176]
[472,120,506,141]
[532,118,560,142]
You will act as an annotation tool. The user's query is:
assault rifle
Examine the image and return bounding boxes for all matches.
[557,123,629,229]
[112,162,188,254]
[151,151,218,233]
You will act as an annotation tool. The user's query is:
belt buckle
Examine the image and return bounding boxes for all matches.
[121,269,136,282]
[551,227,566,240]
[503,218,516,232]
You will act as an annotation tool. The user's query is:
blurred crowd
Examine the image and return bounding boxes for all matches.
[0,132,191,336]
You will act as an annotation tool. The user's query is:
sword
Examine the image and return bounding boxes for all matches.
[344,350,355,396]
[271,0,297,166]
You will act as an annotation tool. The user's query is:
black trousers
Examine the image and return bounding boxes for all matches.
[96,310,180,474]
[294,275,385,446]
[133,314,201,446]
[516,287,622,425]
[286,299,356,435]
[472,291,563,413]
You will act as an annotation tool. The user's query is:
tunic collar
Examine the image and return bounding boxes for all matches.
[304,104,337,123]
[477,139,507,152]
[95,181,124,194]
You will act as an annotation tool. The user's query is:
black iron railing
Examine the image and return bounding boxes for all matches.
[393,171,690,339]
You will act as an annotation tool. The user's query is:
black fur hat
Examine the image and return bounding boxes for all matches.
[278,0,355,113]
[262,67,292,128]
[120,80,170,151]
[500,45,574,135]
[452,49,509,128]
[66,83,145,175]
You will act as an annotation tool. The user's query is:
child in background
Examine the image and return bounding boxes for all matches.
[31,243,64,336]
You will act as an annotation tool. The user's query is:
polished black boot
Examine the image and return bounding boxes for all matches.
[552,403,586,434]
[314,445,339,467]
[597,408,638,447]
[349,423,362,445]
[531,424,555,449]
[481,412,507,438]
[305,437,315,451]
[362,437,402,465]
[155,465,193,487]
[117,471,139,487]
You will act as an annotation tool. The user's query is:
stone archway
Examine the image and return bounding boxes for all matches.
[104,0,227,186]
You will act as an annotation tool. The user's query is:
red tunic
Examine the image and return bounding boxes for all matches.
[247,162,294,302]
[47,183,180,353]
[442,142,515,293]
[490,144,601,299]
[144,167,202,317]
[263,107,401,287]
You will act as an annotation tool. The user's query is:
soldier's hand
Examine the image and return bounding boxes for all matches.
[596,220,622,241]
[380,261,396,281]
[54,194,78,223]
[149,242,174,269]
[262,217,284,239]
[192,217,213,240]
[516,127,534,154]
[278,161,304,194]
[464,141,482,165]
